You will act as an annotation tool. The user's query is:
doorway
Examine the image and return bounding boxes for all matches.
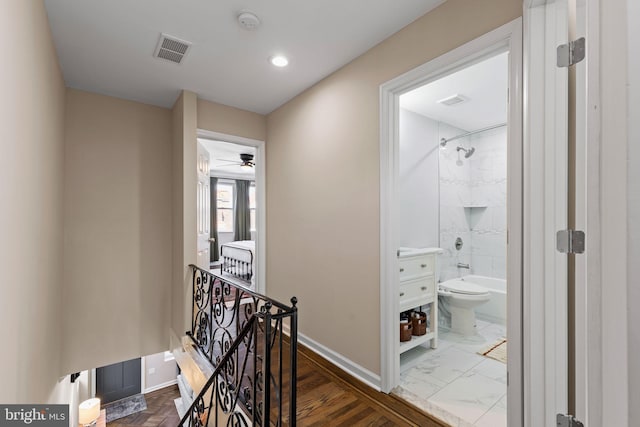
[379,20,523,426]
[394,51,510,426]
[197,130,266,294]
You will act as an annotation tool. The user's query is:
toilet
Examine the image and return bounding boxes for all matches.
[438,278,490,335]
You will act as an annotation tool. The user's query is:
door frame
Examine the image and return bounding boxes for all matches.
[379,18,524,425]
[197,129,266,294]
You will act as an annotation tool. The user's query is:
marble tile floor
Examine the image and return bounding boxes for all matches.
[394,319,507,427]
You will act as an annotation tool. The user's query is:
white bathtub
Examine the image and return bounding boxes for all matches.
[462,275,507,325]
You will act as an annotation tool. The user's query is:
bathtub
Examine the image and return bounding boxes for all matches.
[462,275,507,325]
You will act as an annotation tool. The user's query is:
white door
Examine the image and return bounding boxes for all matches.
[527,0,603,425]
[197,142,211,269]
[524,0,572,425]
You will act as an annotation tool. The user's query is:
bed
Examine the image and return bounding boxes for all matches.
[220,240,255,286]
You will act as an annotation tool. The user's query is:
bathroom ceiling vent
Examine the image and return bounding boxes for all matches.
[437,94,468,106]
[154,33,192,64]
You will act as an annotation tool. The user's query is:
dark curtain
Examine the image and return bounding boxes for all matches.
[210,177,219,262]
[234,180,251,241]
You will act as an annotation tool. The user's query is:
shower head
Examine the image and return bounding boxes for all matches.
[456,145,476,159]
[464,147,475,158]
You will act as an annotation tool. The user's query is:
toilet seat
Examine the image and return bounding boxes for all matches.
[439,279,488,295]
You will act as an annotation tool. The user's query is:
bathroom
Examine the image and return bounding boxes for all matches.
[395,52,509,427]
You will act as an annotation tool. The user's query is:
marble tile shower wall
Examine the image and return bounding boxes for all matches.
[439,122,472,282]
[439,126,507,282]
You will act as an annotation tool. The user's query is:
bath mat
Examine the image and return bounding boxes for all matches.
[478,338,507,363]
[103,394,147,423]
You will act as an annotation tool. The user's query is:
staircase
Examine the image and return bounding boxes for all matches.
[173,265,298,427]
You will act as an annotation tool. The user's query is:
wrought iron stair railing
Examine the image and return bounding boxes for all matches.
[179,265,298,427]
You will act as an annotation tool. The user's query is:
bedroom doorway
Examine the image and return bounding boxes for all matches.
[197,130,266,294]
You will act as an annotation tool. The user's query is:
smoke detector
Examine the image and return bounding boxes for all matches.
[437,94,468,106]
[238,11,261,30]
[154,33,192,64]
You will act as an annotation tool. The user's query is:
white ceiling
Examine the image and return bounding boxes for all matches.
[400,52,508,131]
[199,139,256,178]
[43,0,445,115]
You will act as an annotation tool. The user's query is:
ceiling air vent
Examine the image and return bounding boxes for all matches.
[154,33,192,64]
[437,94,468,106]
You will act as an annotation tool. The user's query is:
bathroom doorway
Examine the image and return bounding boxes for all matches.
[395,51,510,426]
[379,20,523,427]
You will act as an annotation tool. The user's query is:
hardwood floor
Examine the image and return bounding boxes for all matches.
[295,343,446,427]
[107,343,446,427]
[107,385,180,427]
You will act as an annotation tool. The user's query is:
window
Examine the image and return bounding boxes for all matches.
[214,180,255,233]
[217,182,234,232]
[249,184,256,231]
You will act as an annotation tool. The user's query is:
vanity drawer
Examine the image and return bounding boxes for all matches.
[399,255,434,280]
[399,277,434,310]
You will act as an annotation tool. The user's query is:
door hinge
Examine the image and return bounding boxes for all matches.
[557,37,586,67]
[557,413,584,427]
[556,229,585,254]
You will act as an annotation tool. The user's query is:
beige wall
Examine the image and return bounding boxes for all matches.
[0,0,69,402]
[600,0,629,423]
[171,91,198,337]
[266,0,522,374]
[62,89,173,373]
[197,99,266,141]
[143,352,177,390]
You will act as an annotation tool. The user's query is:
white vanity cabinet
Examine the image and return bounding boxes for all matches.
[398,247,441,371]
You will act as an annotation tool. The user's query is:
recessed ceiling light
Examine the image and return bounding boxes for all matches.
[269,55,289,68]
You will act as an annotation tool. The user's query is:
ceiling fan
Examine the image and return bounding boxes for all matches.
[217,153,255,170]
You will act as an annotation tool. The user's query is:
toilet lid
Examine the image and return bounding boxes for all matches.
[440,279,487,295]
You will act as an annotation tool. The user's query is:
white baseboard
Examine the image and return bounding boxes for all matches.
[296,332,382,391]
[144,379,178,394]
